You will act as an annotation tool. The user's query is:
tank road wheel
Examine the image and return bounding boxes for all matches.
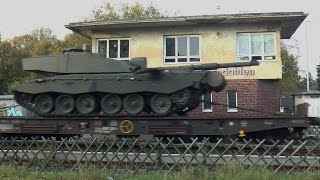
[171,88,192,108]
[34,94,54,115]
[55,94,75,115]
[15,92,33,105]
[101,94,122,115]
[76,94,97,114]
[123,94,145,115]
[150,94,172,115]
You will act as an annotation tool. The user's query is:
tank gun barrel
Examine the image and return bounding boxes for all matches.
[191,60,259,70]
[147,60,259,71]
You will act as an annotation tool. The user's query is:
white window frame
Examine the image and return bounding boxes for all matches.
[227,91,238,113]
[96,38,130,60]
[163,35,201,64]
[202,92,213,112]
[236,32,276,61]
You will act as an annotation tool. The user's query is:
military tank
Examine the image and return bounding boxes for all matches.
[12,50,259,116]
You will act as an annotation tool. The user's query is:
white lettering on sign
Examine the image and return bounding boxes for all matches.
[217,67,255,76]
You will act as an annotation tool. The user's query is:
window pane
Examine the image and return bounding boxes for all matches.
[251,34,262,54]
[97,40,107,56]
[120,40,129,58]
[237,34,249,54]
[190,37,199,56]
[178,58,187,62]
[190,58,200,62]
[203,92,212,110]
[109,40,118,58]
[252,56,262,61]
[228,91,237,109]
[177,37,187,56]
[165,58,175,63]
[264,34,274,54]
[264,56,275,60]
[166,38,175,56]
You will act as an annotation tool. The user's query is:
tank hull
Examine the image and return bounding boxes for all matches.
[12,71,226,116]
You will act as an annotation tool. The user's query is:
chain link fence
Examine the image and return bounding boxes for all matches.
[1,135,320,174]
[305,125,320,140]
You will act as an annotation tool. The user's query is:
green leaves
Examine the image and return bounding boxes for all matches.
[280,44,302,94]
[0,41,30,94]
[87,1,165,21]
[63,33,91,50]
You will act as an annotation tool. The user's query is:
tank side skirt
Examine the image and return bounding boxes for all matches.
[12,72,206,94]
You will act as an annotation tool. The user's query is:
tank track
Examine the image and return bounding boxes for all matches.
[14,88,203,117]
[14,92,35,114]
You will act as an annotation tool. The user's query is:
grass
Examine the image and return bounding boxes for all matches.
[1,164,320,180]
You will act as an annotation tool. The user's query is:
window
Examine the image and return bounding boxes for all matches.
[202,92,212,112]
[97,39,130,60]
[237,33,275,61]
[164,35,200,63]
[227,91,237,112]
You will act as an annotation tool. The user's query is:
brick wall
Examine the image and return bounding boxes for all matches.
[189,79,280,117]
[257,80,280,116]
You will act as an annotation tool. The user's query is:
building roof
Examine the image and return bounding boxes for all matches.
[293,90,320,96]
[66,12,308,39]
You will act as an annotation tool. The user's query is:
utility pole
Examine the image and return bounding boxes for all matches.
[305,20,310,91]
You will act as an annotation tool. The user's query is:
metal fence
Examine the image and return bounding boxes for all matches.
[305,125,320,140]
[1,135,320,174]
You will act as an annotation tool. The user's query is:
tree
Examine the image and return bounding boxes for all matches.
[0,27,61,94]
[63,33,91,50]
[316,65,320,90]
[28,27,63,56]
[0,41,31,94]
[31,27,56,40]
[32,38,63,56]
[279,44,302,94]
[87,1,164,21]
[299,72,316,91]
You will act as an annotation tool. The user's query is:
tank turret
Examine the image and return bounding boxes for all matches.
[12,51,259,116]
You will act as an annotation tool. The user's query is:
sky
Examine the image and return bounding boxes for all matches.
[0,0,318,77]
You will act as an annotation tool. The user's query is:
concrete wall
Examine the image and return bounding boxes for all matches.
[91,23,282,80]
[294,94,320,117]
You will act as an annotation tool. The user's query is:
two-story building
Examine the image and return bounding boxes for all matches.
[66,12,307,117]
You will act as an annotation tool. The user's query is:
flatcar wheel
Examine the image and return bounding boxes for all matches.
[76,94,97,114]
[150,94,172,115]
[34,94,54,115]
[101,94,122,115]
[55,94,75,115]
[123,94,144,115]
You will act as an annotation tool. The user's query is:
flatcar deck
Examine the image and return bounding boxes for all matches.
[0,115,314,139]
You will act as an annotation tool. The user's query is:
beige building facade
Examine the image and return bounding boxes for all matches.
[91,24,282,80]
